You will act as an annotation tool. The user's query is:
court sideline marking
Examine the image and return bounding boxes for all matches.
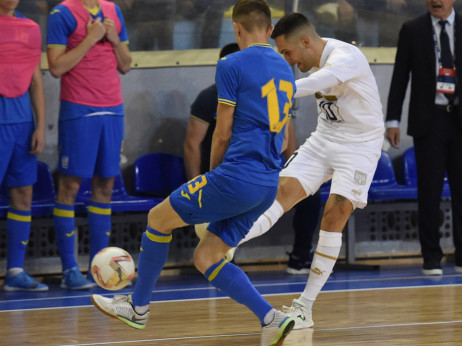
[1,283,461,313]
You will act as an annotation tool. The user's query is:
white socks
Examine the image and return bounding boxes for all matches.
[238,200,284,246]
[300,230,342,307]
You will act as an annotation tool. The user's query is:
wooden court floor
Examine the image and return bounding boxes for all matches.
[1,284,461,345]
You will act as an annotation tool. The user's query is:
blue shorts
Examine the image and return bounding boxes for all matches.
[170,171,277,247]
[0,122,37,187]
[58,116,124,178]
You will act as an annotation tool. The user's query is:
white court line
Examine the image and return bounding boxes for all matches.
[1,283,461,313]
[1,272,461,306]
[59,320,462,346]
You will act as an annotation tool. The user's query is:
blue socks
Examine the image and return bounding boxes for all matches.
[54,203,78,271]
[205,259,273,326]
[88,201,111,264]
[132,226,172,307]
[6,208,32,269]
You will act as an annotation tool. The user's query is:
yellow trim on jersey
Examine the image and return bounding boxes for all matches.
[7,212,31,222]
[121,40,129,46]
[88,205,111,215]
[53,208,75,218]
[85,5,101,16]
[190,114,211,125]
[50,9,60,15]
[248,43,272,48]
[218,98,236,107]
[146,229,172,243]
[207,259,228,281]
[47,44,67,49]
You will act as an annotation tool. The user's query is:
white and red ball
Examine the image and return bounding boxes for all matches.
[91,247,135,290]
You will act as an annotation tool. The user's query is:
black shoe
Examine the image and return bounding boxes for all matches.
[286,253,311,275]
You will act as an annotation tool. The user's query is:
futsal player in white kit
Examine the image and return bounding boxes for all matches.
[238,13,385,329]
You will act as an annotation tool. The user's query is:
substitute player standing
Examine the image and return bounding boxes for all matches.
[92,1,296,344]
[238,12,385,329]
[47,0,131,289]
[0,0,47,291]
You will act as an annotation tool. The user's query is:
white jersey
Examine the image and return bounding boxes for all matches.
[295,38,385,143]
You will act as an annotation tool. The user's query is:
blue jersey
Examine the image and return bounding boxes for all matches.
[215,44,295,186]
[0,11,34,125]
[47,3,127,120]
[47,4,129,47]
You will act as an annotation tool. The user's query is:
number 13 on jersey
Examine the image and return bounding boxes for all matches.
[261,78,293,133]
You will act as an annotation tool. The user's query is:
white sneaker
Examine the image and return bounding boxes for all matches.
[261,310,294,346]
[282,299,314,330]
[455,266,462,273]
[422,268,443,276]
[91,294,149,329]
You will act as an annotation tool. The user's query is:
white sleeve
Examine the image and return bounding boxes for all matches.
[294,69,341,98]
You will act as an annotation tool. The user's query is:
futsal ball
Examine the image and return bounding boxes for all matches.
[91,247,135,290]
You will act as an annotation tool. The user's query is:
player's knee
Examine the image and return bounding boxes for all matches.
[193,247,210,274]
[276,177,306,212]
[9,186,33,210]
[147,207,164,230]
[57,179,80,203]
[325,194,353,216]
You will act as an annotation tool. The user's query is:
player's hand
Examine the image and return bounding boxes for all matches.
[386,127,400,149]
[30,128,45,155]
[103,17,120,46]
[86,17,106,44]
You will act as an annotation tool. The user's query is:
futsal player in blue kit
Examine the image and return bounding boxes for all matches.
[0,0,47,291]
[92,1,295,344]
[47,0,131,289]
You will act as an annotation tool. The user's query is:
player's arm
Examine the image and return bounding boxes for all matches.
[184,116,209,180]
[210,103,234,171]
[29,63,46,155]
[103,17,131,74]
[47,17,106,78]
[294,68,340,98]
[283,118,296,158]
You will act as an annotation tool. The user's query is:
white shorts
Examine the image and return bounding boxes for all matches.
[280,132,383,209]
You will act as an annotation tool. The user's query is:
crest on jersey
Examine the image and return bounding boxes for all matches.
[315,93,343,123]
[61,155,69,170]
[354,170,367,185]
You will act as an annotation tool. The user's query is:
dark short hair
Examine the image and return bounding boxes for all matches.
[232,0,272,32]
[271,13,310,40]
[219,43,240,59]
